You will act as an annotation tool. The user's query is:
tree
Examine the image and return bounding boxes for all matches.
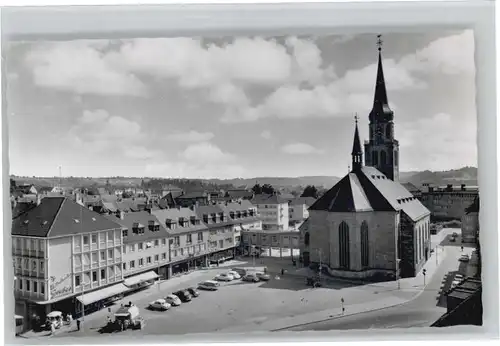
[301,185,319,198]
[261,184,275,195]
[252,184,263,195]
[10,178,16,194]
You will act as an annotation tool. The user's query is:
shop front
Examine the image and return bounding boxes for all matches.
[209,248,235,264]
[75,282,131,317]
[123,271,159,294]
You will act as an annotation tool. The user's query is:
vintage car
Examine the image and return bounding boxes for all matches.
[112,304,145,331]
[165,294,182,306]
[45,311,63,330]
[148,299,171,311]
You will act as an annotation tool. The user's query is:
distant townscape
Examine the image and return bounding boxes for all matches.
[9,34,481,339]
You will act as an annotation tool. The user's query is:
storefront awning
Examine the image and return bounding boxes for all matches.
[76,283,129,306]
[124,271,159,287]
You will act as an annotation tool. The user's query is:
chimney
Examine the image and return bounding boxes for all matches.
[446,184,453,192]
[119,211,125,220]
[461,184,466,191]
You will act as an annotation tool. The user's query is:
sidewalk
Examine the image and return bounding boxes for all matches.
[218,246,450,334]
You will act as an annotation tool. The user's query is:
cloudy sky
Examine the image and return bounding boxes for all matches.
[5,30,477,179]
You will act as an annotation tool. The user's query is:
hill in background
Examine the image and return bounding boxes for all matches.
[11,166,478,192]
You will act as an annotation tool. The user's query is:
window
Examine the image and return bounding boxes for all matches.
[32,260,37,271]
[123,263,127,270]
[130,260,135,268]
[83,236,89,245]
[100,269,106,280]
[122,229,128,238]
[123,245,127,254]
[372,151,378,166]
[180,248,184,256]
[40,261,44,272]
[108,249,113,259]
[130,244,135,252]
[100,251,105,261]
[174,236,180,245]
[139,258,144,266]
[198,232,203,241]
[186,234,192,243]
[41,283,45,294]
[26,280,31,292]
[92,271,97,282]
[304,232,310,246]
[138,243,143,251]
[154,239,159,247]
[162,238,167,246]
[173,250,178,257]
[339,221,350,269]
[380,151,387,166]
[91,234,97,244]
[33,281,38,293]
[147,256,152,264]
[385,123,392,138]
[162,253,167,260]
[19,279,23,290]
[154,255,159,262]
[361,221,369,268]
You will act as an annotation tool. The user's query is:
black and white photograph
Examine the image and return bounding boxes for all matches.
[2,3,490,342]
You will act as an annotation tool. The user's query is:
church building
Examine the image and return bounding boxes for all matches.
[302,37,431,280]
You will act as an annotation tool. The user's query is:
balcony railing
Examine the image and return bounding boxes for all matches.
[107,259,114,265]
[100,261,106,267]
[107,241,114,247]
[74,246,82,253]
[83,264,91,271]
[92,262,98,269]
[91,244,98,251]
[75,265,82,272]
[99,242,105,249]
[83,245,90,252]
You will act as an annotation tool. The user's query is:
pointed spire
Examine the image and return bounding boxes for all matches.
[369,34,393,122]
[351,114,363,171]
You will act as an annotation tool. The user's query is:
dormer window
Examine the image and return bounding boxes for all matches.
[230,211,235,219]
[236,211,241,219]
[219,212,225,222]
[122,229,128,238]
[190,216,196,226]
[211,213,217,223]
[203,214,209,223]
[165,219,177,230]
[132,223,145,235]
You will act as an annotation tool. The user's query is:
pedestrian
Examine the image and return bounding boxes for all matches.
[76,319,81,331]
[68,314,73,325]
[461,246,464,252]
[50,322,55,336]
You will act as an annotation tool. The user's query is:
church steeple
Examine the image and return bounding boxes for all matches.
[364,35,400,181]
[351,114,363,172]
[369,35,393,122]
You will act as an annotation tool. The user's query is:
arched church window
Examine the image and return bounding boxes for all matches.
[385,123,392,138]
[304,232,310,246]
[338,221,350,269]
[361,221,369,268]
[372,151,378,166]
[380,150,387,166]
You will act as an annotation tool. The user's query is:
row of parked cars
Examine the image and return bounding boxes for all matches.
[148,287,200,311]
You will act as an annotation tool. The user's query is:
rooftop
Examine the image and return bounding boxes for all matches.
[251,194,289,205]
[105,211,169,243]
[309,166,430,221]
[12,197,122,238]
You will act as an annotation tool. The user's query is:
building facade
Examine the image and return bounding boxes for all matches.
[12,197,125,330]
[461,196,479,244]
[302,40,431,280]
[251,194,290,231]
[420,184,479,221]
[287,197,316,228]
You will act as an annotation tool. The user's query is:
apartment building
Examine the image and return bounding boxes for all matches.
[461,196,480,244]
[420,184,479,220]
[106,211,170,287]
[11,197,124,330]
[241,229,300,258]
[196,205,236,263]
[218,200,262,252]
[287,197,316,228]
[251,194,290,231]
[151,208,210,276]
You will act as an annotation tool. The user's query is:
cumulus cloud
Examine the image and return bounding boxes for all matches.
[281,143,325,155]
[68,109,159,160]
[180,142,234,163]
[398,112,477,171]
[25,42,147,97]
[166,130,215,142]
[261,130,272,139]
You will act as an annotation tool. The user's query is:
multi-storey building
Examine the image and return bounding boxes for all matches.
[461,196,479,244]
[107,211,170,288]
[420,184,479,221]
[251,194,290,231]
[151,208,210,276]
[12,197,125,330]
[241,230,300,258]
[287,197,316,228]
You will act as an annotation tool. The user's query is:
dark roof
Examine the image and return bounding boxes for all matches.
[309,166,429,221]
[105,211,169,243]
[151,208,208,235]
[196,204,224,215]
[369,50,393,122]
[352,122,362,155]
[177,191,208,199]
[402,182,421,194]
[251,194,288,205]
[12,197,123,238]
[227,190,254,198]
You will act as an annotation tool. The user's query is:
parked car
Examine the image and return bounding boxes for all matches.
[231,268,247,277]
[452,232,459,238]
[228,271,241,279]
[242,273,260,282]
[165,294,182,306]
[450,236,456,242]
[255,272,271,281]
[187,287,200,297]
[459,254,470,262]
[455,274,464,280]
[148,299,171,311]
[198,280,220,291]
[214,273,234,282]
[173,290,192,303]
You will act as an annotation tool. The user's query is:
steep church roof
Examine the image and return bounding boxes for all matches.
[369,35,394,122]
[309,167,429,221]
